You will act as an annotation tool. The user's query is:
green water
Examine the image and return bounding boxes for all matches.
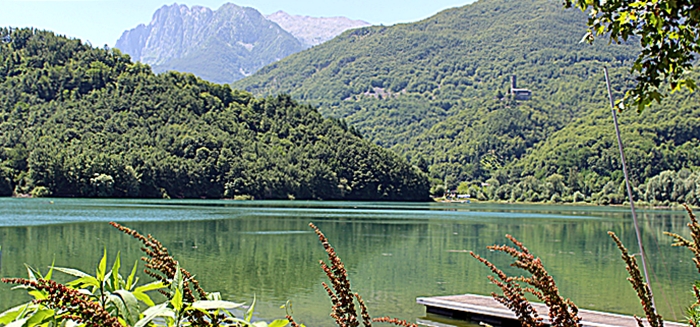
[0,198,696,326]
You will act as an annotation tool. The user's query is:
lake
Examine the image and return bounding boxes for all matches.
[0,198,696,326]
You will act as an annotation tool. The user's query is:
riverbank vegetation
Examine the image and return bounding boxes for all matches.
[446,167,700,207]
[233,0,700,207]
[0,28,429,201]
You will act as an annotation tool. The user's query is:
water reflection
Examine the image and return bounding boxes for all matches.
[0,199,695,325]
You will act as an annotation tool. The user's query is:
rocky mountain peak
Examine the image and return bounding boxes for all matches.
[266,10,371,47]
[115,2,303,83]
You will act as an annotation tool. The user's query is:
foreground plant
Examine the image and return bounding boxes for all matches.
[291,223,416,327]
[0,223,288,327]
[665,205,700,326]
[607,232,663,327]
[470,235,580,327]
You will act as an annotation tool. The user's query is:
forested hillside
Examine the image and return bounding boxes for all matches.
[234,0,700,206]
[0,28,430,200]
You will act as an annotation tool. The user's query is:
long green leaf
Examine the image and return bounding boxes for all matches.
[5,317,28,327]
[111,251,121,290]
[97,248,107,282]
[25,309,55,326]
[125,261,138,290]
[268,319,290,327]
[134,303,172,327]
[0,304,31,325]
[28,290,48,301]
[53,267,91,278]
[172,264,183,293]
[45,258,55,281]
[114,290,140,326]
[190,301,245,310]
[106,294,128,325]
[171,288,183,312]
[245,295,256,322]
[66,276,100,289]
[133,281,166,293]
[24,264,37,281]
[132,291,156,307]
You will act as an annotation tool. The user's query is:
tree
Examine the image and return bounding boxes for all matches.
[565,0,699,111]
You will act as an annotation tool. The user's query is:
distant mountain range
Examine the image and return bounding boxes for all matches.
[266,11,370,48]
[115,3,368,84]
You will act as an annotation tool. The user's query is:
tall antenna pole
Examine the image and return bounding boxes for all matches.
[603,67,654,306]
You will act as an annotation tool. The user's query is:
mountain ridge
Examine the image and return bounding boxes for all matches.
[266,11,370,47]
[233,0,700,205]
[115,3,370,84]
[115,3,304,83]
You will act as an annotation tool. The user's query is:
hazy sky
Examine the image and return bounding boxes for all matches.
[1,0,473,47]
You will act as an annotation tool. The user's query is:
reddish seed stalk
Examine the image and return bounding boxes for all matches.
[1,278,123,327]
[472,234,580,327]
[109,222,212,326]
[307,222,416,327]
[608,231,663,327]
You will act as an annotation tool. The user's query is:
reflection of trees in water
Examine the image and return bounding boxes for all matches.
[0,210,695,323]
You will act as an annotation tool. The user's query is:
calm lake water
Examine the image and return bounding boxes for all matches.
[0,198,696,326]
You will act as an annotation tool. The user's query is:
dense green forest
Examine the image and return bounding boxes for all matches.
[234,0,700,206]
[0,27,430,200]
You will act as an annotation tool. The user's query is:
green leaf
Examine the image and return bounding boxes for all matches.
[0,304,31,325]
[97,248,107,282]
[114,290,140,326]
[132,291,156,307]
[134,281,166,293]
[190,301,245,310]
[111,251,121,290]
[27,290,48,301]
[53,266,91,278]
[66,276,101,289]
[25,264,38,281]
[45,258,55,281]
[252,321,268,327]
[134,303,173,327]
[245,295,256,322]
[172,264,184,293]
[125,261,138,290]
[5,317,28,327]
[171,288,183,312]
[26,309,55,326]
[106,294,128,320]
[269,319,290,327]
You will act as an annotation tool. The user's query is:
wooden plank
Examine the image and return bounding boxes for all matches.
[417,294,686,327]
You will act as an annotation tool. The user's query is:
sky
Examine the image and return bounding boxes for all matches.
[1,0,473,47]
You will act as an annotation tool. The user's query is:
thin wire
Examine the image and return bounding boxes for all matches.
[603,66,655,307]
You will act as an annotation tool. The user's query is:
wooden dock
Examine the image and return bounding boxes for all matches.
[417,294,686,327]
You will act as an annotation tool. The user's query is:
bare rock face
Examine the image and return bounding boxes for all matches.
[115,3,304,83]
[266,11,370,48]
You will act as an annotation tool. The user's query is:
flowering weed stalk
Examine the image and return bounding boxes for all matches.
[307,222,417,327]
[665,205,700,326]
[1,277,123,327]
[471,234,580,327]
[608,231,663,327]
[109,222,214,326]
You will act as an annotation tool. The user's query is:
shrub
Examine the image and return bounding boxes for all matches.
[30,186,51,197]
